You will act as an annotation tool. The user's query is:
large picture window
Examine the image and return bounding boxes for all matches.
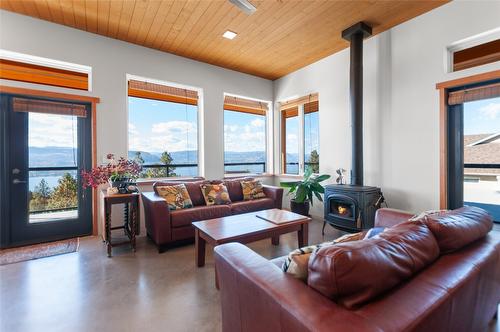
[223,95,269,175]
[128,79,199,178]
[280,94,319,175]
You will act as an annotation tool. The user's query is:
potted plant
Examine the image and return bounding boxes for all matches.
[81,154,142,193]
[280,168,330,216]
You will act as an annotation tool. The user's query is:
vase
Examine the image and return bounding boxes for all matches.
[109,178,130,193]
[290,199,310,216]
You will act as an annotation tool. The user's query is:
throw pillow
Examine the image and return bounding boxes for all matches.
[283,232,364,281]
[200,183,232,206]
[363,227,386,239]
[409,210,448,221]
[241,180,266,200]
[156,184,193,211]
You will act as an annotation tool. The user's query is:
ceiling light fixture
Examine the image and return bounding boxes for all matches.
[223,30,237,40]
[229,0,256,15]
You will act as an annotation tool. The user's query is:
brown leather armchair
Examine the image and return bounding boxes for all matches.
[142,178,283,252]
[215,208,500,332]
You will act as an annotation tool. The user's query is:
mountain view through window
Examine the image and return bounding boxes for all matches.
[128,96,198,178]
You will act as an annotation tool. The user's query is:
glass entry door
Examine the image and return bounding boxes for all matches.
[0,94,92,247]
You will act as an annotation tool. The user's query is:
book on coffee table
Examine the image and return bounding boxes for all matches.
[256,209,306,225]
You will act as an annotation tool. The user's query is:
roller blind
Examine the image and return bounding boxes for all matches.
[0,59,89,90]
[448,82,500,105]
[279,93,318,111]
[304,100,318,114]
[281,107,298,118]
[128,79,198,106]
[13,97,87,117]
[223,95,267,116]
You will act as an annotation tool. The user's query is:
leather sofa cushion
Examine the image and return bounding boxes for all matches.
[154,180,207,206]
[420,206,493,253]
[308,221,440,309]
[230,198,274,215]
[170,205,231,228]
[223,179,245,202]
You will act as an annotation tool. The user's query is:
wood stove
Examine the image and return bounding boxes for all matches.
[324,184,382,233]
[322,22,385,233]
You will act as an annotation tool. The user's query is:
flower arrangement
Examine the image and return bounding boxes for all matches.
[82,154,142,189]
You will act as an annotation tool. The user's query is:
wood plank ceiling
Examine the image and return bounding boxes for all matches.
[0,0,448,80]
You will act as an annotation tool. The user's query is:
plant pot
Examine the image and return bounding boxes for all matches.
[109,178,131,193]
[290,199,310,216]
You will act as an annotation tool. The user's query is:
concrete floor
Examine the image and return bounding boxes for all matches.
[1,220,498,332]
[0,219,343,332]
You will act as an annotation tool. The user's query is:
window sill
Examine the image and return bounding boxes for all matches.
[277,174,303,179]
[224,173,274,179]
[135,176,203,186]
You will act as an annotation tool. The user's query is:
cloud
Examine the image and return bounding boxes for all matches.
[130,121,198,152]
[28,113,77,148]
[224,123,266,152]
[250,118,265,128]
[479,102,500,120]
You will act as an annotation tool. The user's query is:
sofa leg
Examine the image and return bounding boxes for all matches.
[271,236,279,245]
[158,245,167,254]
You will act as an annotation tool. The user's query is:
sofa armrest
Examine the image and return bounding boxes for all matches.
[214,243,381,332]
[263,185,283,209]
[141,192,171,246]
[375,208,414,228]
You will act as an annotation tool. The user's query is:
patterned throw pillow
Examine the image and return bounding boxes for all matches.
[200,183,232,206]
[156,184,193,211]
[409,210,449,221]
[241,180,266,200]
[283,232,364,281]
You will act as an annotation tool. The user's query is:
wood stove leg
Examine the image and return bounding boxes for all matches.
[322,220,326,235]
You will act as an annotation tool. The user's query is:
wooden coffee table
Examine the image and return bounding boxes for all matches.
[192,209,310,267]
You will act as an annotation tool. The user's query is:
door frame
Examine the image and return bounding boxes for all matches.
[0,85,100,241]
[436,69,500,209]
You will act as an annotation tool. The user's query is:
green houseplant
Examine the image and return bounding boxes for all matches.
[280,168,330,216]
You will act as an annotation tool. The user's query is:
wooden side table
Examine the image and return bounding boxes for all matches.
[102,192,140,257]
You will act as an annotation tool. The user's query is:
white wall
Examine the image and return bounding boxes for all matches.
[274,1,500,216]
[0,10,273,235]
[0,10,273,180]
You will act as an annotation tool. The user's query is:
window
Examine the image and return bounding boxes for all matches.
[128,79,199,178]
[223,95,269,174]
[0,50,91,90]
[452,39,500,72]
[280,93,319,175]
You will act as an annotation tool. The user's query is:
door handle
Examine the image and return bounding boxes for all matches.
[12,179,27,184]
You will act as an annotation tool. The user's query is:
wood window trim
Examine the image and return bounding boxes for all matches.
[435,69,500,209]
[0,85,100,235]
[0,59,89,91]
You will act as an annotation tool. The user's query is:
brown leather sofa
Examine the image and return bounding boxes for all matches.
[141,178,283,251]
[214,207,500,332]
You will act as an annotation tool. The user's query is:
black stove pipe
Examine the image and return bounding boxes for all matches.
[342,22,372,186]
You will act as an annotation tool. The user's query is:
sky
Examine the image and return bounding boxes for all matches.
[129,97,198,153]
[224,110,266,153]
[285,111,320,159]
[28,112,78,148]
[464,97,500,135]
